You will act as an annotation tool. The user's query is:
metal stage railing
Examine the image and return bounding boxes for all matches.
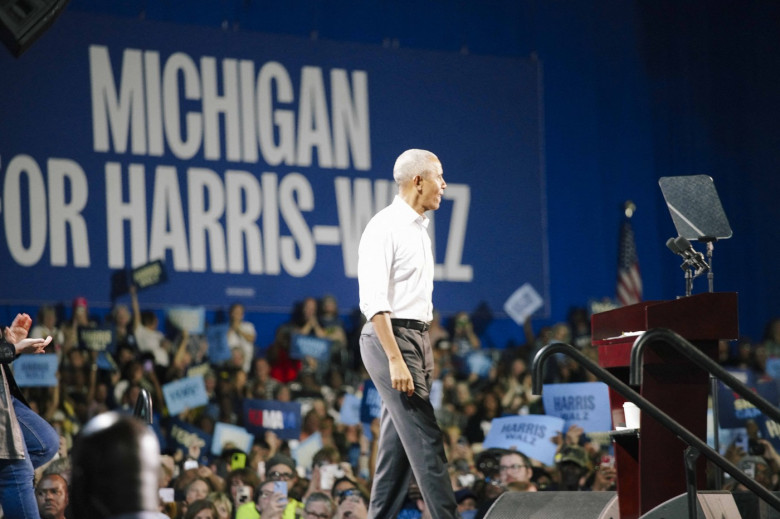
[531,338,780,517]
[133,387,153,424]
[630,327,780,424]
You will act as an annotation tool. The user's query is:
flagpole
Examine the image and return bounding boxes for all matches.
[623,200,635,219]
[617,201,642,307]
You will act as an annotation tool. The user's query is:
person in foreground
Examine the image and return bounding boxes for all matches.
[358,149,458,518]
[70,411,168,519]
[0,313,59,519]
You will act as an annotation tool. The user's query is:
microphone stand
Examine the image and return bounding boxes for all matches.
[683,263,694,297]
[706,241,715,293]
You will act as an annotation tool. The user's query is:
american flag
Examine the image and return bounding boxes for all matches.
[617,218,642,306]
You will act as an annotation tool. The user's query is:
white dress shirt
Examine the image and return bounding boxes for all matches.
[358,195,434,323]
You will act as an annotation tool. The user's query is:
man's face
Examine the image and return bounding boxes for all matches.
[256,481,287,514]
[498,453,531,484]
[267,463,296,483]
[36,476,68,519]
[186,479,210,503]
[303,501,332,519]
[418,161,446,212]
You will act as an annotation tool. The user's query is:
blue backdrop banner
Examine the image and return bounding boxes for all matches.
[0,11,545,318]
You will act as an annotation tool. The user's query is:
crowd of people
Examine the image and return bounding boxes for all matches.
[4,291,780,519]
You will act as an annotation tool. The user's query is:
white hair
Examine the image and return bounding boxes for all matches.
[393,149,440,185]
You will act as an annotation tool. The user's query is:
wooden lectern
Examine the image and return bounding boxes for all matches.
[591,292,739,519]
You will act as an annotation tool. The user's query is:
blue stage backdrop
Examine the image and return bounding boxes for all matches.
[0,11,547,318]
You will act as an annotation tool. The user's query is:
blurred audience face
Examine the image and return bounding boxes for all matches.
[336,494,367,519]
[303,500,333,519]
[499,452,531,484]
[267,463,296,483]
[36,474,69,519]
[186,479,210,504]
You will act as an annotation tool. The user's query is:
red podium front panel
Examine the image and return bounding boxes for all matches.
[592,292,738,519]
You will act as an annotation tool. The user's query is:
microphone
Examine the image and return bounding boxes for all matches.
[673,236,709,271]
[666,237,683,255]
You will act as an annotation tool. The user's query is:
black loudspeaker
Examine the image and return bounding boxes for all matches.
[0,0,70,57]
[484,491,619,519]
[640,491,780,519]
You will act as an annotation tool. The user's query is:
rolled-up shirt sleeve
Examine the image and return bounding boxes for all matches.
[358,218,394,320]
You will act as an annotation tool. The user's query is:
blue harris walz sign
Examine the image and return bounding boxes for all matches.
[542,382,612,433]
[243,399,302,440]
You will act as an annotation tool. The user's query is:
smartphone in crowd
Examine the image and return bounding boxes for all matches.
[231,452,246,470]
[236,485,251,504]
[158,488,175,503]
[274,481,288,505]
[320,463,339,490]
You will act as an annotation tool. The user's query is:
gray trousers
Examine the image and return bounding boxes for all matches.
[360,322,458,519]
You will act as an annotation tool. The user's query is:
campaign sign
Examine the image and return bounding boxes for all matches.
[542,382,612,433]
[715,369,769,428]
[212,422,254,456]
[0,10,546,324]
[294,431,323,472]
[169,417,212,458]
[504,283,544,326]
[766,359,780,380]
[163,375,209,416]
[290,334,332,364]
[167,306,206,334]
[360,379,382,424]
[96,350,118,371]
[79,327,115,351]
[430,379,443,410]
[12,354,58,387]
[243,399,302,440]
[132,260,168,290]
[464,351,493,378]
[206,323,232,363]
[338,393,362,426]
[755,415,780,453]
[483,414,565,466]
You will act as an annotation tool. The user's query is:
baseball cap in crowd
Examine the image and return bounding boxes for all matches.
[73,297,88,309]
[556,445,590,469]
[265,453,296,478]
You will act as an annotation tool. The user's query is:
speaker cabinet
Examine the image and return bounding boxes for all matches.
[484,491,618,519]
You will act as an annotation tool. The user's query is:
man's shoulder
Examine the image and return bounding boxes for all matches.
[235,502,260,519]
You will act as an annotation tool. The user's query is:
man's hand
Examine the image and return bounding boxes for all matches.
[258,491,287,518]
[4,313,32,344]
[591,465,617,491]
[389,357,414,396]
[13,336,52,355]
[565,424,585,446]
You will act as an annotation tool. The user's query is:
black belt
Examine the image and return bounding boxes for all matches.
[390,318,430,332]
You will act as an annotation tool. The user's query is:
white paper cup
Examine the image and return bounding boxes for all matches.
[623,402,640,429]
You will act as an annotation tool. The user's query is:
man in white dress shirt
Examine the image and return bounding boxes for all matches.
[358,149,458,519]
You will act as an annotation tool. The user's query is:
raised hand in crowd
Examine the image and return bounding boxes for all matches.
[589,458,617,491]
[724,440,746,465]
[5,313,52,354]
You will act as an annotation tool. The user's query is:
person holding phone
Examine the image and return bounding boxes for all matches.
[0,313,59,519]
[235,454,302,519]
[250,480,288,519]
[357,149,457,519]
